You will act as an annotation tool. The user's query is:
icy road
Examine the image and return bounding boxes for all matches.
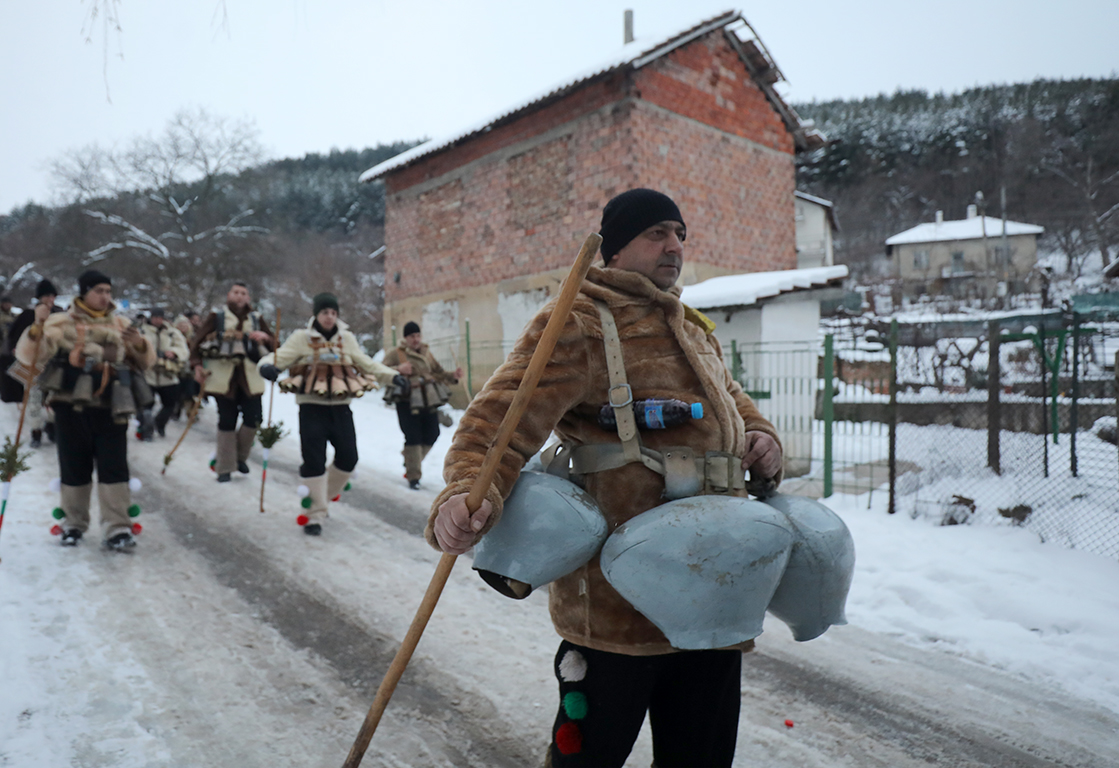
[2,403,1118,768]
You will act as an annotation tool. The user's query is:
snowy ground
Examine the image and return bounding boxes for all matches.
[2,393,1119,767]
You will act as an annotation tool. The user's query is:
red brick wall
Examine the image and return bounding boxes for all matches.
[633,32,794,155]
[386,74,629,194]
[385,102,641,303]
[629,101,796,273]
[383,28,797,303]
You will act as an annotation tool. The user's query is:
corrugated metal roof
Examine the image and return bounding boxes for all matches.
[360,9,820,183]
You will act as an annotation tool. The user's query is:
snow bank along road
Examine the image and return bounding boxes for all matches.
[4,412,1118,767]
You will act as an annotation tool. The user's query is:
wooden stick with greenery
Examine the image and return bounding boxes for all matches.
[0,436,33,563]
[259,306,283,513]
[256,421,288,513]
[161,396,202,475]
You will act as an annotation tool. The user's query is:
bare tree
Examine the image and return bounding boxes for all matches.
[82,1,230,100]
[1044,150,1119,269]
[51,108,269,309]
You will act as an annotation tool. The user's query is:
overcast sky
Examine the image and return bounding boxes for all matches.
[2,0,1116,213]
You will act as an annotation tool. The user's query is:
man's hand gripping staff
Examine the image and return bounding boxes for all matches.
[340,233,602,768]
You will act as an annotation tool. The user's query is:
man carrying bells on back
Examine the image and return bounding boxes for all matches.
[429,188,783,767]
[190,281,274,482]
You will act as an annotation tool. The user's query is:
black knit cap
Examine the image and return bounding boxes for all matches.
[78,269,111,296]
[599,188,686,264]
[35,279,58,299]
[403,321,420,336]
[312,292,339,315]
[149,307,165,319]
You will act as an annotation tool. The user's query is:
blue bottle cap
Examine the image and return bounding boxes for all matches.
[691,402,704,419]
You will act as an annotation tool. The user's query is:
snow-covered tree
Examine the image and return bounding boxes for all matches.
[51,107,269,310]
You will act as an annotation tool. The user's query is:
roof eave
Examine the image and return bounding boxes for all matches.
[362,8,823,183]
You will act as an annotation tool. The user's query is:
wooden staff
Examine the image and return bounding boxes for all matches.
[161,396,202,475]
[259,307,280,513]
[1,328,44,560]
[341,233,601,768]
[12,328,44,448]
[449,346,472,400]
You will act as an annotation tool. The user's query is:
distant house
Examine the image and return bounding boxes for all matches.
[681,264,848,476]
[885,207,1044,301]
[794,191,838,269]
[360,10,824,386]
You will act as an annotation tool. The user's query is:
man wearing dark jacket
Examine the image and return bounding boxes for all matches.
[3,279,63,445]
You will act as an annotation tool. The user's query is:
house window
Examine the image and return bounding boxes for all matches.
[914,250,929,270]
[952,251,966,273]
[993,245,1011,264]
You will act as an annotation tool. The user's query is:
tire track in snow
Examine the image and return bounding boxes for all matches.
[743,651,1100,768]
[164,418,1119,767]
[136,456,534,767]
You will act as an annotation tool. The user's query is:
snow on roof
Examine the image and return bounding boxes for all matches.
[360,9,821,183]
[794,190,833,208]
[886,216,1044,246]
[680,265,848,309]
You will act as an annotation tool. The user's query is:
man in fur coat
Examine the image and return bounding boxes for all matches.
[257,292,397,535]
[16,270,155,551]
[382,322,462,489]
[429,189,783,767]
[139,308,189,440]
[189,282,274,483]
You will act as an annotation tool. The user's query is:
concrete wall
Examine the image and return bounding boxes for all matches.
[704,295,821,477]
[795,199,833,268]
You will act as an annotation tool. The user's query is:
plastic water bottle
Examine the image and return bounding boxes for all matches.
[598,399,704,431]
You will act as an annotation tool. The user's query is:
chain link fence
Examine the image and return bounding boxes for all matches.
[423,309,1119,563]
[886,310,1119,561]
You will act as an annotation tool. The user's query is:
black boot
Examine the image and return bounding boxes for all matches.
[60,528,83,547]
[106,532,136,552]
[217,472,232,483]
[30,429,42,448]
[237,461,250,474]
[303,523,322,536]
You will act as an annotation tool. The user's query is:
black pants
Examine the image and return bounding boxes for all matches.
[54,403,130,486]
[548,640,742,768]
[394,402,440,446]
[298,404,358,477]
[216,389,263,431]
[152,383,181,430]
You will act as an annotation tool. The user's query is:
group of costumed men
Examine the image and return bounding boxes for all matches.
[4,188,837,768]
[7,272,455,548]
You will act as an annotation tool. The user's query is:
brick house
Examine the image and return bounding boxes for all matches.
[361,10,823,387]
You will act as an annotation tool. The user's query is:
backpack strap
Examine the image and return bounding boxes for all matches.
[594,300,645,466]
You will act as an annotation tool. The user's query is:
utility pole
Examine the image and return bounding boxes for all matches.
[976,190,990,273]
[1000,184,1010,284]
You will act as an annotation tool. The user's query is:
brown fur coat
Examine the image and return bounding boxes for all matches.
[428,266,782,655]
[16,300,155,407]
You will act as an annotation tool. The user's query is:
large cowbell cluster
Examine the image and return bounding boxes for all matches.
[472,471,855,650]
